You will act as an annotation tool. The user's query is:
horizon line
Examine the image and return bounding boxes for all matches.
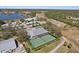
[0,6,78,10]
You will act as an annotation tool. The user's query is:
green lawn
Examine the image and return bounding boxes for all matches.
[0,27,2,32]
[32,40,61,53]
[23,36,61,53]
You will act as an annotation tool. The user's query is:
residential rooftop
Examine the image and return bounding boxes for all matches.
[0,37,18,53]
[27,27,48,39]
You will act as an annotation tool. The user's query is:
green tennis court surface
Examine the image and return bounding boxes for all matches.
[30,34,56,48]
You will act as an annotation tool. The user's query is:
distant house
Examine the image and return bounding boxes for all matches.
[1,21,24,30]
[1,23,9,29]
[24,17,40,27]
[0,37,18,53]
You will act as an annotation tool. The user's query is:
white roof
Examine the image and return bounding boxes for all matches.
[25,17,37,21]
[1,22,16,27]
[27,27,48,39]
[11,22,17,27]
[0,37,17,53]
[1,23,9,27]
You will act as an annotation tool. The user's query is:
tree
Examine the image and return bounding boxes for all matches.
[63,42,67,46]
[16,29,31,53]
[23,43,30,53]
[67,43,72,49]
[20,19,25,22]
[0,20,5,26]
[16,29,27,43]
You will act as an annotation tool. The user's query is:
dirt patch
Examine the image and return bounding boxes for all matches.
[62,27,79,49]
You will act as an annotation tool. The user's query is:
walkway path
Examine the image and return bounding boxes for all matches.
[49,36,65,53]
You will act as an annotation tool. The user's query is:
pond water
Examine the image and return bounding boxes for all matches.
[0,13,25,20]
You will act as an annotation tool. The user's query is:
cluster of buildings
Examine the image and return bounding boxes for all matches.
[66,16,79,20]
[1,21,24,30]
[25,17,40,27]
[0,13,56,52]
[24,17,56,48]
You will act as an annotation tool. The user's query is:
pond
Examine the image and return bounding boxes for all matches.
[0,13,25,20]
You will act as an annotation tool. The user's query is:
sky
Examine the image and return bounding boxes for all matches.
[0,6,79,10]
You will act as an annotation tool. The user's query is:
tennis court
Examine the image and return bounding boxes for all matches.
[30,34,56,48]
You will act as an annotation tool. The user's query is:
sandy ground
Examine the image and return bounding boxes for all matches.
[36,12,79,52]
[62,26,79,50]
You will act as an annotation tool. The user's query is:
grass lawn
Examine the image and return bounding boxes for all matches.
[0,27,2,32]
[23,38,61,53]
[0,30,2,32]
[23,33,61,53]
